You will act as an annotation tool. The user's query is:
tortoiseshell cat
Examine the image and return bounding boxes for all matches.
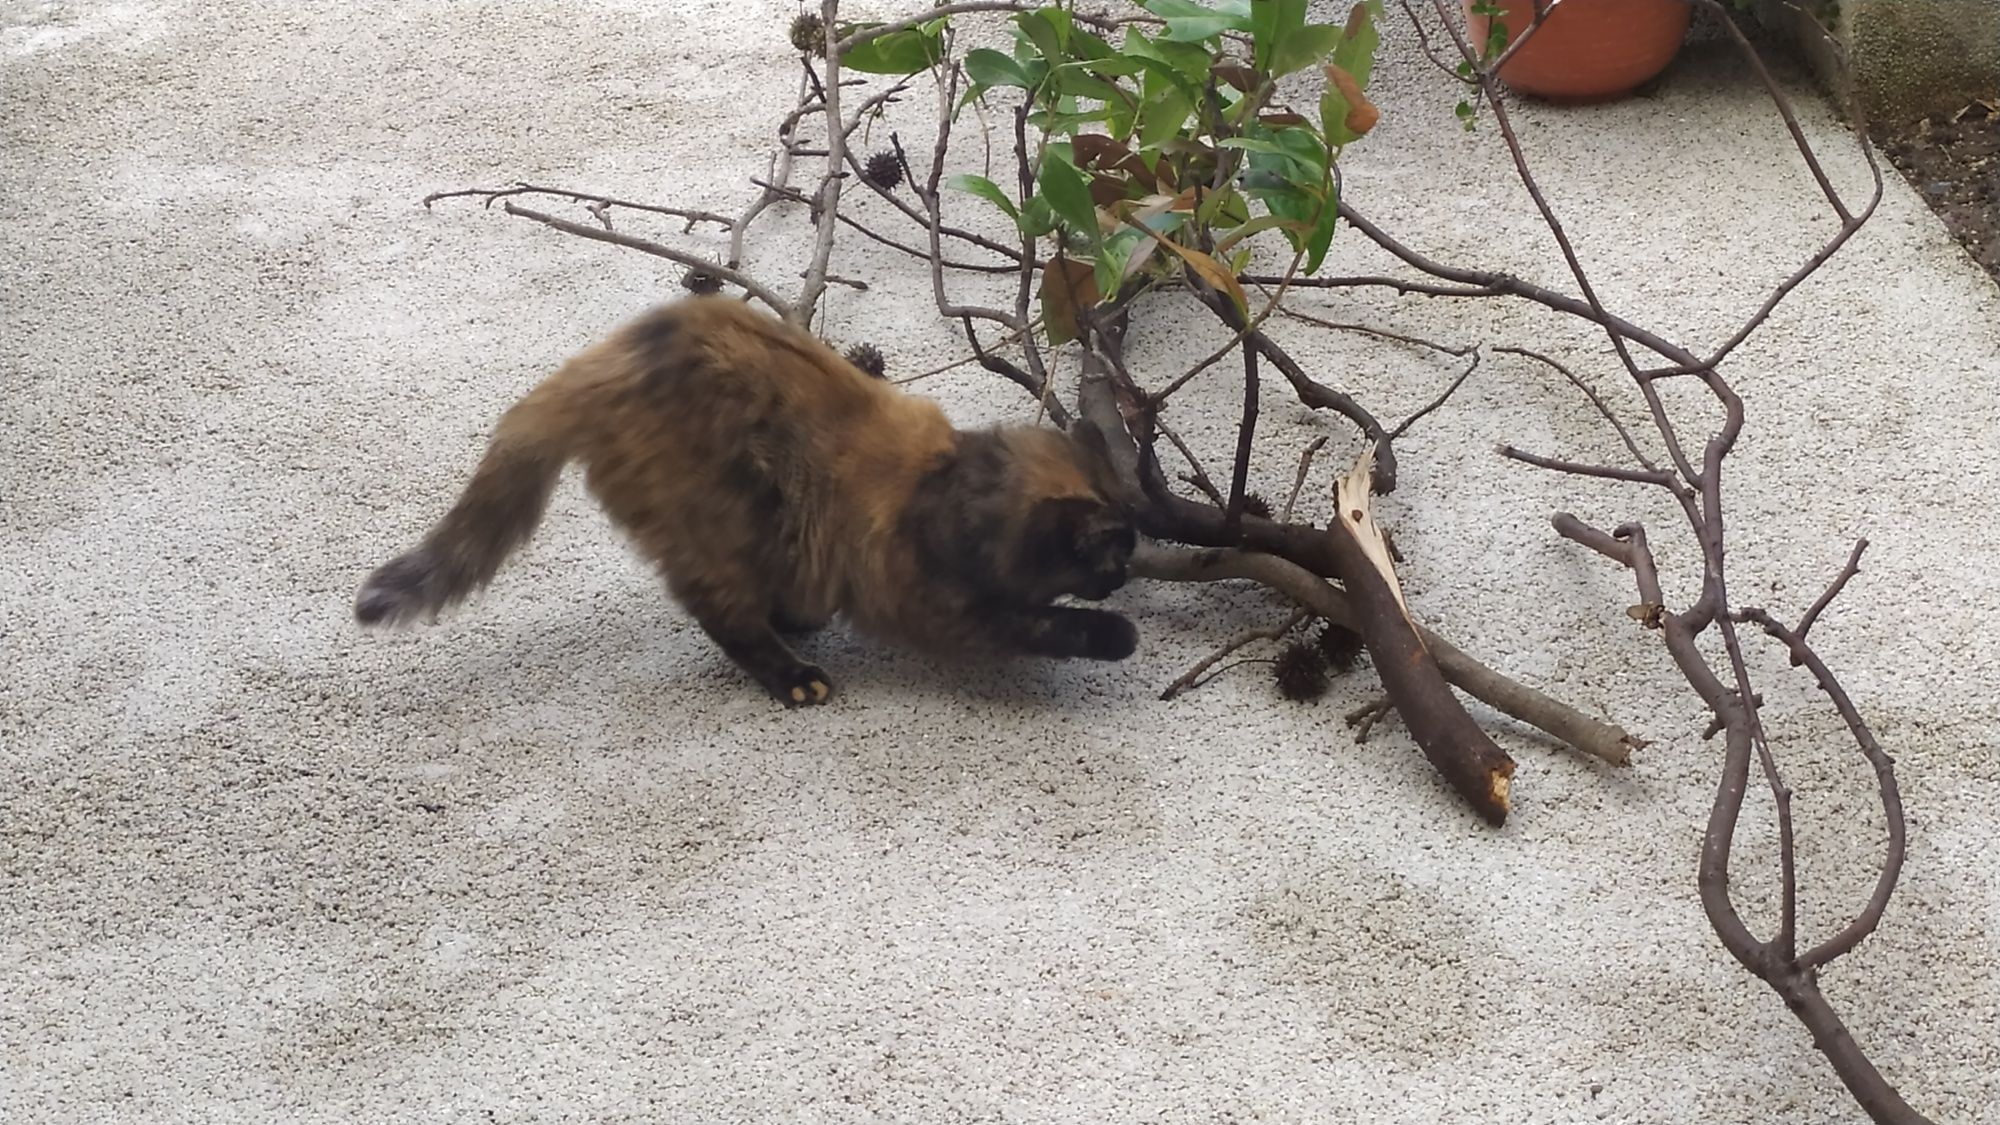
[354,295,1139,705]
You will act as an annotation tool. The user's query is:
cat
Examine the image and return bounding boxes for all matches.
[353,294,1139,706]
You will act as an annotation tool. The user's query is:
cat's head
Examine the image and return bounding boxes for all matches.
[1012,420,1139,603]
[915,420,1139,606]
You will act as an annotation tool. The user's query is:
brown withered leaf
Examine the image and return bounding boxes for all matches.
[1626,603,1665,630]
[1122,217,1248,316]
[1073,134,1152,180]
[1213,62,1261,92]
[1345,2,1371,37]
[1089,173,1129,209]
[1039,256,1099,346]
[1323,62,1380,136]
[1259,111,1310,127]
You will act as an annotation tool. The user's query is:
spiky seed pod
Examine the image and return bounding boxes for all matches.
[844,342,887,378]
[789,11,827,57]
[1239,491,1272,519]
[680,266,725,295]
[1317,621,1364,674]
[1273,641,1331,702]
[861,150,903,191]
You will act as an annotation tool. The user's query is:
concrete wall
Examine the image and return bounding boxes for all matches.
[1756,0,2000,125]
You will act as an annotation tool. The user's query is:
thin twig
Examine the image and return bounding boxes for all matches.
[1344,696,1397,742]
[1281,436,1329,524]
[1159,607,1310,700]
[1796,538,1869,645]
[1268,301,1476,356]
[497,202,794,319]
[734,68,818,269]
[422,183,736,232]
[750,176,1024,274]
[1732,606,1907,970]
[794,0,849,327]
[1158,419,1225,507]
[1495,345,1661,477]
[1389,347,1482,439]
[1497,444,1676,487]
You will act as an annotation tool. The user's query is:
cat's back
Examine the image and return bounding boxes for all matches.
[596,296,888,415]
[551,296,955,556]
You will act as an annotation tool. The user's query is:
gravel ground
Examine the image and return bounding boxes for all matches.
[3,3,1997,1123]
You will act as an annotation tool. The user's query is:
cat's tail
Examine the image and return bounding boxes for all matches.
[355,385,577,628]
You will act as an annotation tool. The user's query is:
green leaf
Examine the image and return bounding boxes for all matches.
[1246,176,1323,264]
[946,174,1021,222]
[1271,124,1328,170]
[1029,106,1112,135]
[838,25,944,74]
[1016,8,1069,67]
[1144,0,1253,21]
[1137,85,1193,148]
[1123,28,1211,93]
[1106,99,1137,141]
[1081,55,1149,78]
[965,47,1033,89]
[1158,14,1247,40]
[1249,0,1307,70]
[1070,27,1117,62]
[1214,211,1310,252]
[1039,150,1100,246]
[1333,0,1383,89]
[1216,136,1291,156]
[1019,195,1059,238]
[1245,145,1337,271]
[1270,24,1342,77]
[1222,128,1322,186]
[1146,0,1254,39]
[1301,184,1338,272]
[1196,185,1243,226]
[1094,225,1148,302]
[1052,64,1130,106]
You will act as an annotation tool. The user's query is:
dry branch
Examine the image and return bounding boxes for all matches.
[1325,448,1515,823]
[1131,542,1637,767]
[495,201,796,319]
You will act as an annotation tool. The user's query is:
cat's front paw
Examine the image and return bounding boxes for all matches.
[769,662,835,707]
[1081,612,1138,661]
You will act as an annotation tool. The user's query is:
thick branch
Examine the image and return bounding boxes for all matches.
[1222,340,1259,536]
[1328,449,1515,823]
[1134,543,1637,766]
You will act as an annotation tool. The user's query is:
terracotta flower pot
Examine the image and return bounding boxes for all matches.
[1464,0,1693,103]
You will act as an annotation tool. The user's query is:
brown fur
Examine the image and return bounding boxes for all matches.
[354,295,1139,705]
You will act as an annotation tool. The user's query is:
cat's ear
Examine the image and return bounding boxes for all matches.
[1066,418,1141,509]
[1068,418,1112,463]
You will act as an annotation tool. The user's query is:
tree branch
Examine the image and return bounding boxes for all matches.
[495,202,794,319]
[1133,543,1638,765]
